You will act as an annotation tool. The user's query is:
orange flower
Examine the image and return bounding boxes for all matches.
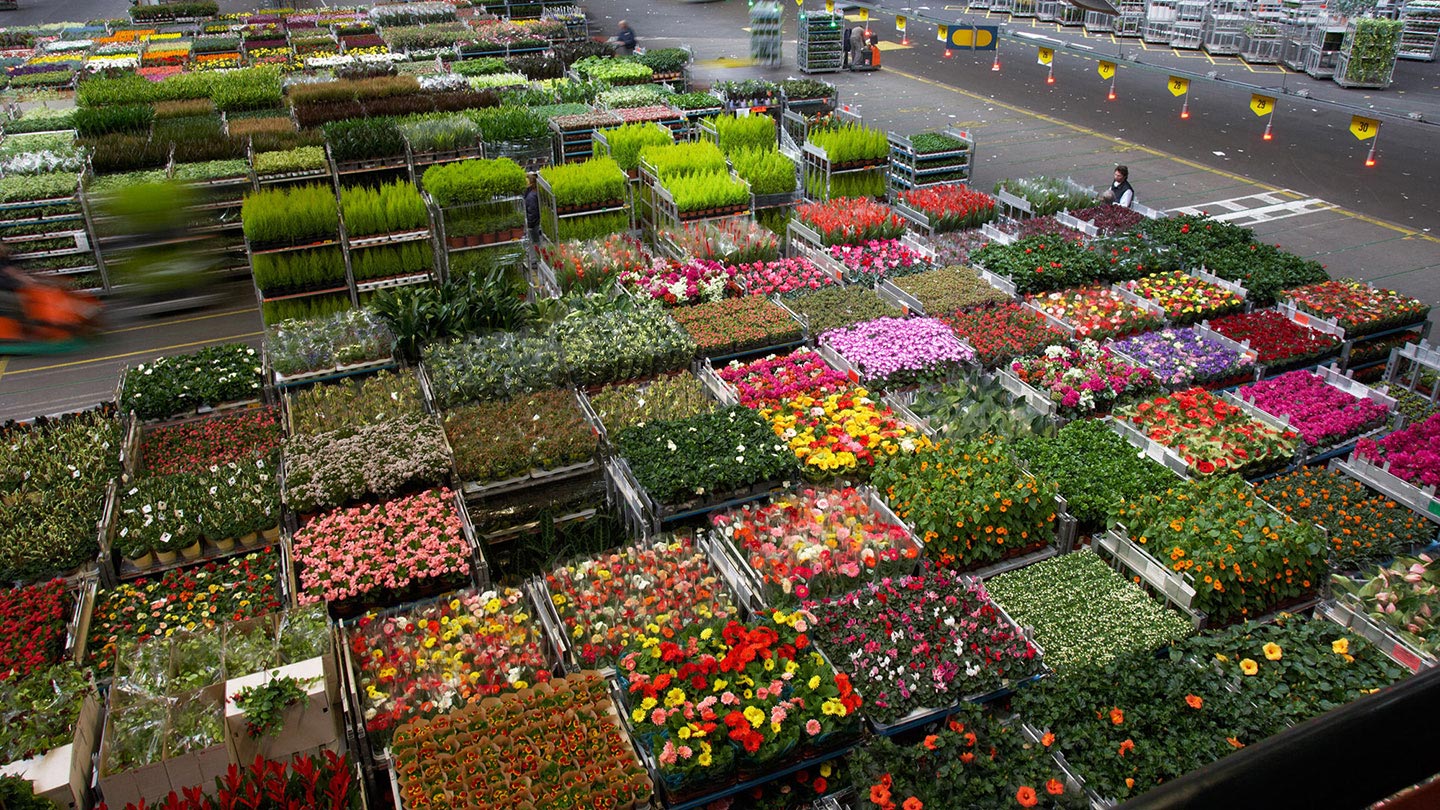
[1239,658,1259,676]
[960,751,975,764]
[870,784,891,804]
[1040,731,1056,747]
[923,735,938,750]
[880,774,892,788]
[1118,738,1135,757]
[903,799,923,810]
[1109,707,1125,725]
[1227,736,1245,749]
[1185,694,1203,709]
[948,719,965,733]
[1016,786,1039,808]
[1045,779,1065,796]
[1126,778,1136,789]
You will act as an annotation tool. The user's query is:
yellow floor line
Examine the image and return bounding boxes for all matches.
[0,357,8,382]
[6,331,262,375]
[884,66,1439,243]
[102,307,258,336]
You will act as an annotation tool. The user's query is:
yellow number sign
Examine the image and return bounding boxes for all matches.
[1168,76,1189,96]
[1037,46,1053,65]
[858,7,869,20]
[896,13,906,30]
[1250,94,1275,117]
[1097,60,1115,79]
[938,23,948,41]
[1350,115,1380,141]
[826,0,834,11]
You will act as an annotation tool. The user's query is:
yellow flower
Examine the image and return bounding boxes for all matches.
[698,750,713,767]
[1332,638,1349,655]
[678,726,692,739]
[808,675,821,690]
[641,697,657,711]
[1239,658,1259,676]
[632,708,645,723]
[665,688,686,708]
[821,763,832,777]
[701,627,714,640]
[1263,642,1282,661]
[743,706,765,728]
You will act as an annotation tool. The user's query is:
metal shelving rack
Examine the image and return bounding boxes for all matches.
[1145,0,1178,40]
[750,1,783,67]
[548,111,623,165]
[797,10,845,74]
[1281,0,1325,68]
[1399,0,1440,59]
[1304,18,1350,77]
[1,173,105,294]
[340,210,439,301]
[1203,0,1249,54]
[886,129,975,192]
[1242,20,1286,62]
[1116,0,1147,36]
[1084,8,1116,32]
[535,169,630,245]
[1172,0,1209,47]
[1333,17,1404,87]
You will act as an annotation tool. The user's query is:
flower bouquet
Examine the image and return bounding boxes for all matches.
[1238,371,1391,451]
[617,610,862,796]
[614,407,795,511]
[758,388,928,480]
[391,672,651,810]
[710,486,921,605]
[292,488,475,613]
[1110,326,1257,389]
[543,535,739,670]
[0,579,72,682]
[1026,286,1163,341]
[86,551,283,675]
[1257,467,1433,570]
[827,240,931,285]
[847,704,1086,809]
[1112,474,1327,625]
[1355,413,1440,489]
[1207,309,1340,371]
[1117,388,1299,478]
[822,317,974,390]
[809,570,1043,726]
[347,587,552,745]
[1122,270,1245,324]
[872,437,1058,571]
[735,257,839,297]
[985,549,1193,671]
[943,302,1070,369]
[1009,341,1157,418]
[716,348,849,408]
[1283,280,1431,337]
[669,295,803,358]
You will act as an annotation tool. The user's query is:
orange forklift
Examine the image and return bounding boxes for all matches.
[0,262,102,354]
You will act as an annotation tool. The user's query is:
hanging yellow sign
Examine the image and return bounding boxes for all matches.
[937,23,948,41]
[896,14,906,30]
[1037,46,1053,65]
[1168,76,1189,96]
[1350,115,1380,141]
[858,7,869,20]
[825,0,834,11]
[1097,60,1115,79]
[1250,93,1275,117]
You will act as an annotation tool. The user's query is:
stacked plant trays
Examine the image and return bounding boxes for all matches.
[887,129,974,192]
[1379,340,1440,427]
[1281,281,1433,376]
[1334,16,1404,87]
[548,110,623,164]
[339,182,438,298]
[537,156,630,244]
[1242,20,1286,62]
[797,10,845,73]
[0,171,102,293]
[1144,0,1178,41]
[800,116,889,202]
[1399,0,1440,59]
[750,1,784,67]
[422,158,528,279]
[242,184,350,326]
[1084,6,1115,33]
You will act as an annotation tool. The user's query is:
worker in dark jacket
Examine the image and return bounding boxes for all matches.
[524,173,541,243]
[615,20,637,55]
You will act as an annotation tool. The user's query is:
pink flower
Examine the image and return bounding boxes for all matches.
[806,718,821,735]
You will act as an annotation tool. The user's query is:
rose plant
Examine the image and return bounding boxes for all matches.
[758,389,927,480]
[669,296,803,357]
[872,437,1057,571]
[823,317,975,390]
[1112,475,1327,625]
[1256,467,1433,570]
[1122,271,1245,324]
[809,570,1043,724]
[614,407,795,507]
[943,302,1070,369]
[1238,371,1391,449]
[544,534,738,669]
[1117,388,1298,477]
[1026,286,1163,341]
[292,488,473,608]
[717,348,850,408]
[1009,341,1157,418]
[1110,327,1257,389]
[710,486,920,605]
[1207,309,1340,369]
[347,587,551,745]
[988,550,1193,672]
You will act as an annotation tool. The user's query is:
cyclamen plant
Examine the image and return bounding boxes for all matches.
[1010,341,1157,417]
[827,239,931,285]
[619,257,737,306]
[735,257,839,297]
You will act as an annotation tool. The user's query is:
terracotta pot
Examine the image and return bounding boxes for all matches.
[481,231,498,244]
[448,236,466,248]
[466,235,482,246]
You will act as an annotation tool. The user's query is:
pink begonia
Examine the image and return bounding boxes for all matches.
[1239,370,1391,447]
[293,487,471,605]
[822,316,975,387]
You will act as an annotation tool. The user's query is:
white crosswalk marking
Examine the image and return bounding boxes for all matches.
[1169,191,1337,227]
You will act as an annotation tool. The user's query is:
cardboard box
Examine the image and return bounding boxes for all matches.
[98,686,231,808]
[224,657,339,765]
[1,692,103,810]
